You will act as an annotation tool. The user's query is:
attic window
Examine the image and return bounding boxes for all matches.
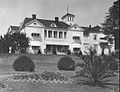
[74,26,77,28]
[34,22,37,25]
[50,23,57,27]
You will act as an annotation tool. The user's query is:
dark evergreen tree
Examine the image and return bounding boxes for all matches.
[0,32,29,53]
[102,0,119,51]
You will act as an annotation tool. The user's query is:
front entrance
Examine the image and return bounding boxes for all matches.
[73,48,80,55]
[32,46,40,54]
[45,45,69,54]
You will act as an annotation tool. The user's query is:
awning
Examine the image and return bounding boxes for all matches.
[45,41,70,46]
[30,41,41,46]
[71,44,82,48]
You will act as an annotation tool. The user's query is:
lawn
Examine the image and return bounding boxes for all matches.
[0,53,119,92]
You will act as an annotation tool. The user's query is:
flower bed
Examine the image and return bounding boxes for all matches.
[8,71,75,84]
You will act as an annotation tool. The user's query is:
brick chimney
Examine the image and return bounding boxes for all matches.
[55,17,59,21]
[89,25,91,28]
[32,14,36,19]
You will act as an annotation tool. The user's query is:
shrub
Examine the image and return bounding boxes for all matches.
[13,55,35,72]
[74,48,116,87]
[40,71,68,81]
[57,56,75,70]
[53,49,57,55]
[67,50,71,55]
[37,49,41,54]
[102,55,119,71]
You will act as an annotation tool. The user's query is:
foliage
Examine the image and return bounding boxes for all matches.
[10,72,74,84]
[40,71,68,81]
[67,50,71,55]
[57,56,75,70]
[99,42,109,55]
[102,55,119,71]
[37,49,41,54]
[12,73,40,81]
[74,49,116,87]
[0,82,7,88]
[53,49,57,55]
[102,0,119,50]
[13,55,35,72]
[0,32,29,53]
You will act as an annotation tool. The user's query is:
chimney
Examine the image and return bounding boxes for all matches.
[89,25,91,28]
[55,17,59,21]
[32,14,36,19]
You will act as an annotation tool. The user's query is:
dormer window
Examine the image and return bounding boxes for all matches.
[74,26,77,29]
[50,23,57,27]
[34,22,37,25]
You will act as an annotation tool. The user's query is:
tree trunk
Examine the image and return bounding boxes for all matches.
[101,48,105,55]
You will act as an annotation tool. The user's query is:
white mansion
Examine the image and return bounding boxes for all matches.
[7,13,115,55]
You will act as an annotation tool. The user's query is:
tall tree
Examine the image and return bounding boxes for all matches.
[10,32,30,53]
[1,32,30,53]
[102,0,119,51]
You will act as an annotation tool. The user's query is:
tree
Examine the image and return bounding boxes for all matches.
[102,0,119,51]
[1,32,30,53]
[74,49,116,87]
[10,32,30,53]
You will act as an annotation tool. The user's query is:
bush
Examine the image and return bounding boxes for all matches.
[37,49,41,54]
[74,48,116,87]
[67,50,71,55]
[53,49,57,55]
[57,56,75,70]
[102,55,119,70]
[41,71,68,81]
[13,55,35,72]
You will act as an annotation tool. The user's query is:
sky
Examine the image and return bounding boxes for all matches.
[0,0,115,35]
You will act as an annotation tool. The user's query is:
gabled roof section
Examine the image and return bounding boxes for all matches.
[62,13,75,19]
[10,26,19,30]
[91,25,102,32]
[67,23,84,31]
[82,25,103,36]
[21,17,70,29]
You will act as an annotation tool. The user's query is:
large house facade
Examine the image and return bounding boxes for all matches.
[7,13,115,55]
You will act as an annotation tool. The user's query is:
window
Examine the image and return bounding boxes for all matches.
[54,31,57,38]
[34,22,37,25]
[32,46,40,50]
[31,33,40,37]
[64,32,67,39]
[94,35,97,40]
[48,31,52,38]
[50,23,57,27]
[73,36,80,40]
[44,30,47,37]
[59,32,63,38]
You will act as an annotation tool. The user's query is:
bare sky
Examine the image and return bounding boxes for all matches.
[0,0,114,35]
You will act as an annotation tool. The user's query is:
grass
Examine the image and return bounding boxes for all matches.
[0,53,119,92]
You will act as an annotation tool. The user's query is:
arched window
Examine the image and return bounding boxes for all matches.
[50,23,57,27]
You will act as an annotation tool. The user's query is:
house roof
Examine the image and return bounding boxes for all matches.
[82,25,103,36]
[61,13,75,19]
[10,26,19,30]
[21,17,70,29]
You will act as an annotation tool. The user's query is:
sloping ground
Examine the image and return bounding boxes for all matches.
[2,80,119,92]
[0,53,119,92]
[0,53,82,75]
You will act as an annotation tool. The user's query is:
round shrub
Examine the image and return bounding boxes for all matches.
[57,56,75,70]
[67,50,71,55]
[13,55,35,72]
